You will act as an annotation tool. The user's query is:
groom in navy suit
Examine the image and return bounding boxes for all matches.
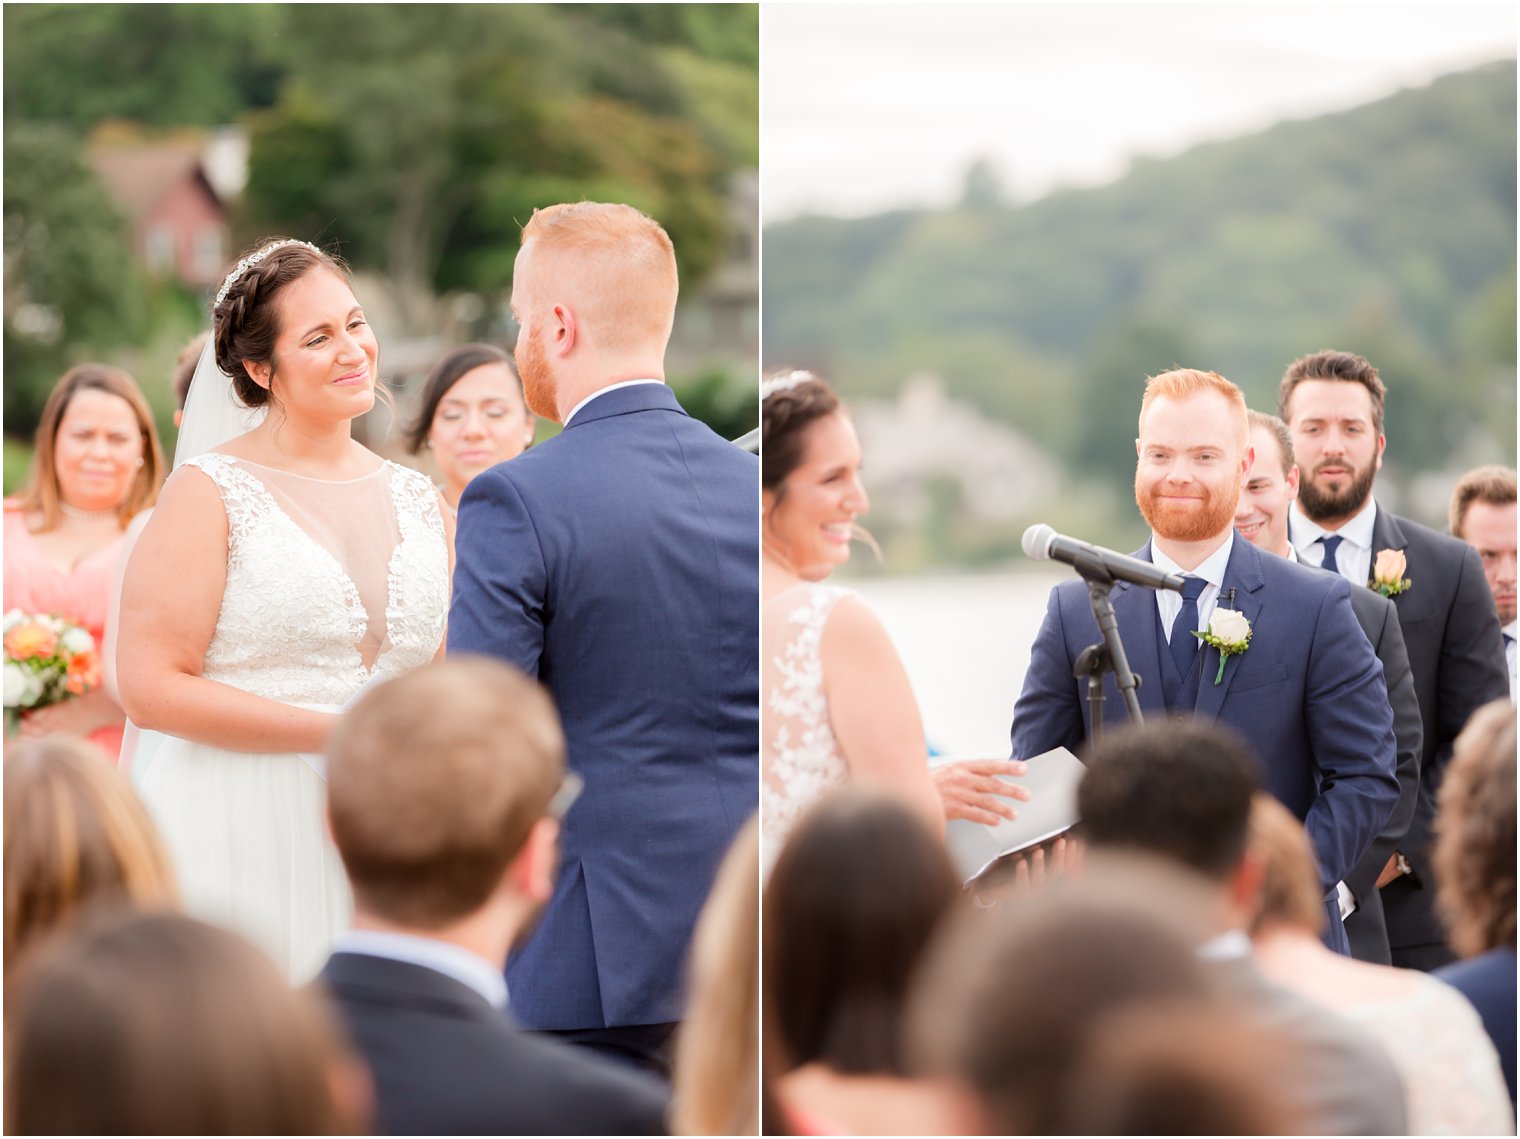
[1011,368,1399,954]
[449,202,757,1073]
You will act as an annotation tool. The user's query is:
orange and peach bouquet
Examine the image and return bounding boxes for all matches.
[3,610,100,735]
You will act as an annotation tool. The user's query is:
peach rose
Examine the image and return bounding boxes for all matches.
[1373,548,1407,585]
[64,648,100,696]
[4,623,58,662]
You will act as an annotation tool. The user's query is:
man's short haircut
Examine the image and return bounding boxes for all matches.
[1247,793,1326,936]
[1448,466,1518,539]
[1139,368,1248,449]
[908,859,1218,1135]
[1245,409,1295,478]
[325,657,565,928]
[1077,720,1261,881]
[518,201,678,349]
[1277,349,1387,434]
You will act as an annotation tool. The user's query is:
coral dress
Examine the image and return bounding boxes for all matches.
[3,505,127,760]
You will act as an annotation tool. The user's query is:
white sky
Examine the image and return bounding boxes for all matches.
[760,2,1517,220]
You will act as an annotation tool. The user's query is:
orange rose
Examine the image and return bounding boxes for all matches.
[64,649,100,696]
[4,623,58,662]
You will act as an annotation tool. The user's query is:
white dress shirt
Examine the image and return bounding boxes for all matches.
[562,379,666,427]
[333,929,508,1010]
[1151,531,1236,637]
[1289,497,1379,586]
[1504,620,1517,701]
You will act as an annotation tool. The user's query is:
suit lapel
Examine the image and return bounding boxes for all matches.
[1113,543,1169,717]
[1194,537,1265,718]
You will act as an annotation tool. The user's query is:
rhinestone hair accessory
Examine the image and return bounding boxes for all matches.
[760,370,817,401]
[215,240,322,308]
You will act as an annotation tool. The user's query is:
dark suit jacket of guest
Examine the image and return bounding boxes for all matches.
[1351,508,1509,956]
[319,952,669,1136]
[1010,535,1400,949]
[448,384,758,1029]
[1339,583,1423,964]
[1436,948,1518,1110]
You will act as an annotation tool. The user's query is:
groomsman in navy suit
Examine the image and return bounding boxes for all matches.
[449,202,757,1072]
[1234,409,1422,964]
[1280,350,1509,971]
[1011,368,1399,954]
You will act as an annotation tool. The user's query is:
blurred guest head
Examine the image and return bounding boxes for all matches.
[761,369,874,579]
[1235,410,1300,557]
[512,202,677,422]
[1055,998,1300,1135]
[1434,700,1517,958]
[171,330,211,426]
[5,909,365,1135]
[3,735,177,976]
[325,657,566,943]
[673,815,760,1137]
[13,363,164,531]
[1078,719,1260,895]
[405,343,535,509]
[1135,368,1250,546]
[1449,466,1517,625]
[908,861,1221,1134]
[1277,349,1386,527]
[1247,792,1327,938]
[765,788,960,1078]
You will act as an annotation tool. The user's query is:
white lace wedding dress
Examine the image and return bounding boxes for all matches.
[762,582,853,875]
[133,454,448,980]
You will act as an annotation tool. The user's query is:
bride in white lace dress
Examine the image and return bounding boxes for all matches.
[760,371,1027,874]
[118,240,451,980]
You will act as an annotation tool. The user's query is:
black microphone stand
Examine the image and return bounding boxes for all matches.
[1068,548,1145,738]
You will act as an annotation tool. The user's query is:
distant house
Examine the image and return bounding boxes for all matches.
[87,138,229,289]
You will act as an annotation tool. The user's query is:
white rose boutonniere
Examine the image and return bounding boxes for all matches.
[1194,607,1252,685]
[1370,548,1411,598]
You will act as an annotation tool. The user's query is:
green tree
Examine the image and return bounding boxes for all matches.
[3,125,144,429]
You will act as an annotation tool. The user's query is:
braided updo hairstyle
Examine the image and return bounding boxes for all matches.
[761,369,841,496]
[213,239,352,408]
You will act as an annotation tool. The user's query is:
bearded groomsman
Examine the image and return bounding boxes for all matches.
[1279,349,1509,971]
[1448,466,1517,700]
[1235,410,1422,964]
[1011,369,1399,954]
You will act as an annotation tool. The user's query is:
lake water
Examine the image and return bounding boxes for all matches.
[838,566,1071,756]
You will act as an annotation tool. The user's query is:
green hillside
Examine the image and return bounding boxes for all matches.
[763,60,1516,513]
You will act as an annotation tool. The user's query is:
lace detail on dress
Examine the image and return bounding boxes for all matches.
[762,582,852,872]
[378,463,449,674]
[1338,973,1515,1135]
[184,454,447,707]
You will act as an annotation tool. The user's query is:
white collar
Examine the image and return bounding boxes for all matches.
[1289,495,1379,556]
[1504,619,1517,640]
[334,929,507,1009]
[1197,928,1253,961]
[1150,530,1234,588]
[562,379,665,427]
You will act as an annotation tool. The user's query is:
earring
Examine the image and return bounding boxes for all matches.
[134,457,146,468]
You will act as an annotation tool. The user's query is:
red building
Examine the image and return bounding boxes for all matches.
[88,139,229,289]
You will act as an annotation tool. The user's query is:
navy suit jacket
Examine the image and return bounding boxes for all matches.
[448,384,758,1029]
[1011,535,1399,928]
[319,953,669,1135]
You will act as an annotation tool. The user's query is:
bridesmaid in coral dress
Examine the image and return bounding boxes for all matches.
[4,364,165,762]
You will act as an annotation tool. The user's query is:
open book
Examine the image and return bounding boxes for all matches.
[937,746,1086,883]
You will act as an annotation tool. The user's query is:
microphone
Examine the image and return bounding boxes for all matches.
[1022,524,1187,593]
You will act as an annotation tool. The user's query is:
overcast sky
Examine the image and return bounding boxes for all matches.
[761,2,1517,221]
